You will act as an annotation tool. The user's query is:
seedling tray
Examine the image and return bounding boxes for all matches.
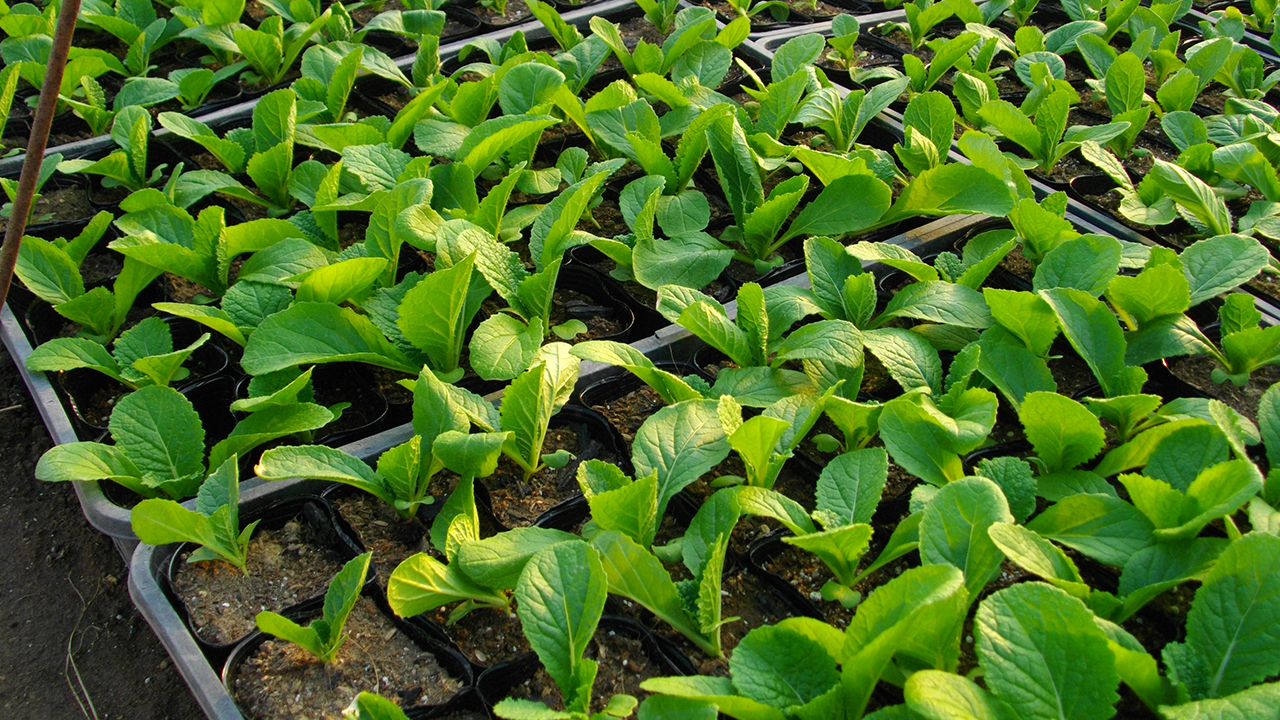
[126,208,986,719]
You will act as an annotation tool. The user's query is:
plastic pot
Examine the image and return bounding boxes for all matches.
[160,495,368,665]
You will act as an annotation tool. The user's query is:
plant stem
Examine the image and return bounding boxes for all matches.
[0,0,82,313]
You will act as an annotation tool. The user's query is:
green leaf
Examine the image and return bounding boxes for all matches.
[813,447,888,527]
[904,670,1018,720]
[1163,533,1280,700]
[35,442,141,487]
[982,289,1059,357]
[14,236,83,305]
[516,542,605,715]
[988,522,1089,598]
[632,400,730,521]
[458,115,559,177]
[1019,392,1105,474]
[590,531,712,656]
[880,165,1016,226]
[25,338,124,384]
[109,385,204,491]
[242,302,416,375]
[1032,235,1122,297]
[976,583,1120,720]
[255,445,390,503]
[397,254,481,376]
[457,527,580,591]
[1040,287,1146,398]
[921,477,1015,603]
[781,174,891,244]
[704,114,763,229]
[1160,682,1280,719]
[470,315,541,382]
[1027,493,1155,567]
[873,282,993,329]
[1179,234,1270,306]
[864,328,943,395]
[288,257,387,304]
[730,624,840,710]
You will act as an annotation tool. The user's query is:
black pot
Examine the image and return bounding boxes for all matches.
[162,495,368,665]
[222,588,474,718]
[235,363,393,449]
[474,616,697,710]
[477,404,631,531]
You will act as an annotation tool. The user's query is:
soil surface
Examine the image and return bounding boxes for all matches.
[231,597,464,720]
[0,344,203,719]
[171,516,350,646]
[506,626,663,712]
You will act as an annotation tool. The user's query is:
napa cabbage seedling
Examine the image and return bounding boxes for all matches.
[590,10,745,82]
[256,552,371,663]
[169,63,249,109]
[57,106,166,191]
[656,282,865,405]
[881,0,958,49]
[735,447,892,607]
[713,392,828,489]
[233,10,333,86]
[899,32,982,95]
[131,457,259,574]
[978,90,1131,174]
[876,353,999,486]
[793,78,906,156]
[638,565,969,718]
[79,0,184,77]
[1214,42,1280,99]
[13,212,163,342]
[591,173,734,292]
[106,189,318,296]
[171,0,246,66]
[35,385,207,499]
[577,399,730,545]
[588,489,739,658]
[494,542,638,720]
[705,115,895,270]
[254,367,494,519]
[388,446,582,623]
[826,15,862,69]
[59,75,180,136]
[26,316,208,390]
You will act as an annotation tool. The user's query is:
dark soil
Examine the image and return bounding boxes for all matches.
[472,0,531,23]
[505,626,664,713]
[429,604,529,667]
[549,288,628,342]
[331,492,429,579]
[171,518,349,646]
[1168,355,1280,423]
[0,344,203,719]
[30,185,94,225]
[592,384,665,443]
[485,425,617,528]
[231,597,464,720]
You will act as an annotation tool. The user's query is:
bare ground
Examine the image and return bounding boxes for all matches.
[0,343,205,720]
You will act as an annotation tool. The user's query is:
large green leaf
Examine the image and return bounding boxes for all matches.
[976,583,1120,720]
[242,302,416,374]
[921,477,1014,603]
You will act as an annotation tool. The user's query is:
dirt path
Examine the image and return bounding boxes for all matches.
[0,344,204,720]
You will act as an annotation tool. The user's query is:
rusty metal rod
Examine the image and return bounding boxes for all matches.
[0,0,83,312]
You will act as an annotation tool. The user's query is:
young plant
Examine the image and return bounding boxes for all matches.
[169,63,248,110]
[1084,51,1150,158]
[254,367,489,520]
[704,115,892,269]
[978,90,1131,174]
[901,32,981,94]
[589,10,745,82]
[234,10,334,87]
[634,0,680,35]
[656,282,866,405]
[495,354,581,481]
[61,76,179,137]
[587,488,738,658]
[25,316,209,390]
[388,443,579,624]
[826,15,862,69]
[881,0,958,50]
[57,106,166,192]
[12,212,158,342]
[79,0,185,77]
[131,457,259,574]
[794,78,907,154]
[35,385,208,499]
[638,565,969,718]
[712,392,826,489]
[255,552,372,663]
[877,354,999,486]
[344,693,413,720]
[494,542,638,720]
